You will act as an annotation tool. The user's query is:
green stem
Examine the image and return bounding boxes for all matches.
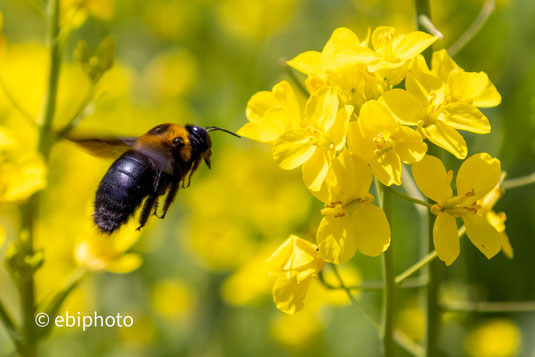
[502,172,535,190]
[381,185,396,357]
[443,300,535,313]
[16,0,62,355]
[0,299,22,350]
[391,189,433,208]
[329,264,381,331]
[38,0,62,157]
[448,0,495,56]
[319,273,427,291]
[415,0,433,63]
[425,225,440,357]
[416,1,438,350]
[396,251,437,286]
[284,63,308,97]
[330,264,424,357]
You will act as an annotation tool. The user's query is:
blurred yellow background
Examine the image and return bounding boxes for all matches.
[0,0,534,356]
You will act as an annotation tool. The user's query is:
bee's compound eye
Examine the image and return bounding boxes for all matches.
[173,137,184,146]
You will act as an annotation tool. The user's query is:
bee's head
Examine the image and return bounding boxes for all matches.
[185,125,240,169]
[185,124,213,168]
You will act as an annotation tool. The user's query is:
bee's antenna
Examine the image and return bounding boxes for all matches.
[205,126,241,138]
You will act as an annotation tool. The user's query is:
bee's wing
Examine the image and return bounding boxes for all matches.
[67,136,173,173]
[67,136,138,158]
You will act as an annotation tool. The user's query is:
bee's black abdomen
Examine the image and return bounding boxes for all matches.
[94,150,156,234]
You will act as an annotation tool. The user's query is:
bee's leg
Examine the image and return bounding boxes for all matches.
[185,157,202,188]
[152,198,159,216]
[158,180,179,219]
[137,194,157,231]
[153,169,163,192]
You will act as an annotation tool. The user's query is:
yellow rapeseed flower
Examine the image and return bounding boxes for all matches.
[287,27,376,79]
[367,26,438,85]
[287,27,387,111]
[313,150,391,264]
[0,127,47,202]
[74,219,142,274]
[273,86,353,191]
[266,235,325,314]
[382,50,500,158]
[238,80,302,143]
[412,153,504,265]
[478,185,513,258]
[465,319,522,357]
[348,100,427,186]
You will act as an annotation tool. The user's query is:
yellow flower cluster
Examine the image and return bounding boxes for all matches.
[239,26,508,313]
[0,127,46,203]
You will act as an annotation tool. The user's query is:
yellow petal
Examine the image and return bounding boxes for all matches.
[106,253,143,274]
[305,87,339,132]
[317,216,356,264]
[448,71,501,108]
[380,89,426,125]
[287,51,324,76]
[412,155,453,203]
[302,148,332,192]
[0,152,47,202]
[463,214,502,259]
[500,233,513,259]
[433,212,459,266]
[368,60,409,86]
[347,121,375,162]
[323,27,361,56]
[371,26,395,52]
[272,129,316,170]
[440,103,490,134]
[240,80,302,142]
[394,126,427,163]
[485,210,505,233]
[351,202,391,256]
[309,164,342,204]
[327,105,353,151]
[358,100,398,137]
[405,69,441,104]
[456,153,501,203]
[266,235,321,275]
[371,150,401,186]
[272,275,311,314]
[420,120,468,159]
[335,150,372,200]
[431,49,459,82]
[485,211,513,258]
[431,49,462,77]
[0,226,5,247]
[238,108,293,143]
[393,31,438,60]
[272,80,302,124]
[245,90,278,123]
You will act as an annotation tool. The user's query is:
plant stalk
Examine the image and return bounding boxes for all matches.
[381,185,396,357]
[17,0,62,355]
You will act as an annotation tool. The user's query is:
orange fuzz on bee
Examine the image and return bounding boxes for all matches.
[68,123,239,234]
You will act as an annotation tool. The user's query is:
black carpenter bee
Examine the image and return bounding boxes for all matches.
[69,123,240,234]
